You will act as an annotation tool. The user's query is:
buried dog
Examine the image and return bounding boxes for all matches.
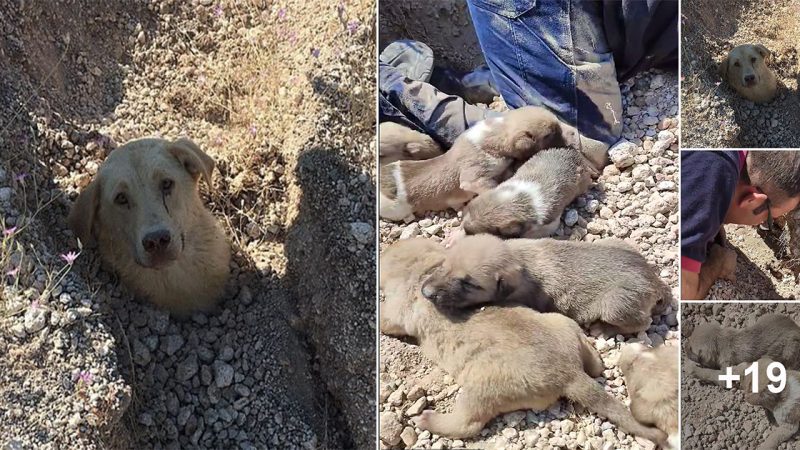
[379,238,667,444]
[719,44,778,103]
[421,234,672,335]
[379,106,570,221]
[68,137,231,313]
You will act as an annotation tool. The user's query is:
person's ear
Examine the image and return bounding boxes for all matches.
[737,185,768,212]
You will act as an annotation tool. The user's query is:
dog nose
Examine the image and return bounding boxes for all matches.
[744,74,756,83]
[421,283,437,300]
[142,230,172,253]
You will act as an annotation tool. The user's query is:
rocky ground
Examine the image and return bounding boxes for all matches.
[0,1,375,449]
[379,69,681,449]
[681,0,800,148]
[681,303,800,449]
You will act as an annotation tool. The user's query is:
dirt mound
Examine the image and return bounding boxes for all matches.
[681,0,800,147]
[0,0,375,449]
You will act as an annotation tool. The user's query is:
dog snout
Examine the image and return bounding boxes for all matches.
[421,281,438,300]
[142,229,172,254]
[744,74,756,85]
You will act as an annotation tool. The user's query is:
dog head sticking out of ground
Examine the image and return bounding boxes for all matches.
[718,43,778,103]
[420,234,524,309]
[684,320,723,368]
[68,137,231,313]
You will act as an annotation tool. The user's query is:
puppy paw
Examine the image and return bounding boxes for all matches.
[443,227,466,248]
[414,410,436,431]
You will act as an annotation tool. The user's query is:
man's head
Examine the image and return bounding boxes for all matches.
[725,151,800,226]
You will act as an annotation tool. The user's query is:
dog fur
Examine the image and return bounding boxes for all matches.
[620,343,679,449]
[461,147,592,238]
[420,234,672,335]
[719,44,778,103]
[68,137,231,313]
[379,122,443,165]
[379,238,667,444]
[685,314,800,370]
[379,106,567,221]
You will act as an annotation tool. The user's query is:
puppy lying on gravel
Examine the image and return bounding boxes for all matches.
[685,314,800,370]
[461,147,592,238]
[620,343,679,449]
[421,234,671,335]
[379,106,566,221]
[379,238,667,444]
[719,44,778,103]
[379,121,443,165]
[687,357,800,450]
[69,138,230,313]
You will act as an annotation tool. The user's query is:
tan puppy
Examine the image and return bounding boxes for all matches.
[685,314,800,370]
[420,235,672,335]
[379,122,443,165]
[719,44,778,103]
[619,343,679,449]
[379,106,567,221]
[461,147,592,238]
[379,239,667,444]
[686,357,800,450]
[68,138,231,313]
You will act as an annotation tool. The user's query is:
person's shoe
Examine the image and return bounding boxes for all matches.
[379,40,434,82]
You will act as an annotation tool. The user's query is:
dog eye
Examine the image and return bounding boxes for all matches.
[751,57,756,63]
[460,278,482,290]
[734,61,741,67]
[161,179,174,194]
[114,192,128,205]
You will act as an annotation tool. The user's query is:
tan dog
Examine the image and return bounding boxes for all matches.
[379,238,667,444]
[461,147,592,238]
[687,357,800,450]
[719,44,778,103]
[379,122,443,165]
[379,106,568,221]
[420,235,672,335]
[68,138,231,313]
[685,314,800,370]
[620,343,679,449]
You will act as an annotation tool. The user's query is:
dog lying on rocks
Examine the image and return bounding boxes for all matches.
[379,238,667,444]
[68,137,230,313]
[379,106,567,221]
[379,121,443,165]
[421,234,672,335]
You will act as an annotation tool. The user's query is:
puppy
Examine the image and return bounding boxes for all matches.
[379,239,667,444]
[685,314,800,370]
[719,44,778,103]
[421,234,672,335]
[379,122,443,165]
[619,343,679,449]
[379,106,567,221]
[68,138,231,313]
[687,357,800,450]
[461,147,592,238]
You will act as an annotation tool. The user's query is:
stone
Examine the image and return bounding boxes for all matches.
[379,412,403,445]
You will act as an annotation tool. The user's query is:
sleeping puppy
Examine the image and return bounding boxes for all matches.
[379,238,667,445]
[686,357,800,450]
[461,147,592,238]
[719,44,778,103]
[68,138,231,313]
[420,234,672,335]
[379,122,443,165]
[685,314,800,370]
[620,343,679,449]
[379,106,568,221]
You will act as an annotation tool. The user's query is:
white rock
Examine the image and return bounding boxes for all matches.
[399,223,420,240]
[608,141,636,169]
[23,307,48,333]
[380,412,403,445]
[349,222,373,244]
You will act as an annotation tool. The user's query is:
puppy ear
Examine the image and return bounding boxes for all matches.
[68,179,100,246]
[168,138,215,188]
[513,132,536,154]
[495,262,523,300]
[718,55,730,81]
[755,44,771,62]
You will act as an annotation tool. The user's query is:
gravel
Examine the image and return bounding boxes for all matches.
[379,69,680,449]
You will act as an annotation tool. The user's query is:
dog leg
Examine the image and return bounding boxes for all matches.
[757,423,799,450]
[415,391,491,438]
[684,360,725,385]
[697,244,737,296]
[579,335,604,377]
[379,294,410,337]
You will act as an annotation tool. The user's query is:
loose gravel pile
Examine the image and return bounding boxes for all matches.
[0,0,375,449]
[681,303,800,450]
[379,69,681,450]
[681,0,800,148]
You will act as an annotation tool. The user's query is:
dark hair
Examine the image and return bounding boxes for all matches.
[747,151,800,201]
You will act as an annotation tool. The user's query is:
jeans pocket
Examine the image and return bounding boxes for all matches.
[470,0,536,19]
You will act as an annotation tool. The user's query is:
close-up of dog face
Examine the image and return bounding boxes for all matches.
[419,234,522,308]
[719,44,771,89]
[461,190,531,238]
[490,107,570,160]
[69,138,215,270]
[684,321,723,368]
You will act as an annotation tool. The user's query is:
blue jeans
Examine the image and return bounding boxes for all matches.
[379,0,677,150]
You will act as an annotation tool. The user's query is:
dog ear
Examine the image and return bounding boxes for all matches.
[68,179,100,246]
[495,262,523,300]
[754,44,771,62]
[717,54,730,82]
[168,138,215,188]
[512,132,536,155]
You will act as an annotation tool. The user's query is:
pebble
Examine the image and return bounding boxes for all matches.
[564,209,579,227]
[379,412,403,445]
[213,361,235,388]
[349,221,373,244]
